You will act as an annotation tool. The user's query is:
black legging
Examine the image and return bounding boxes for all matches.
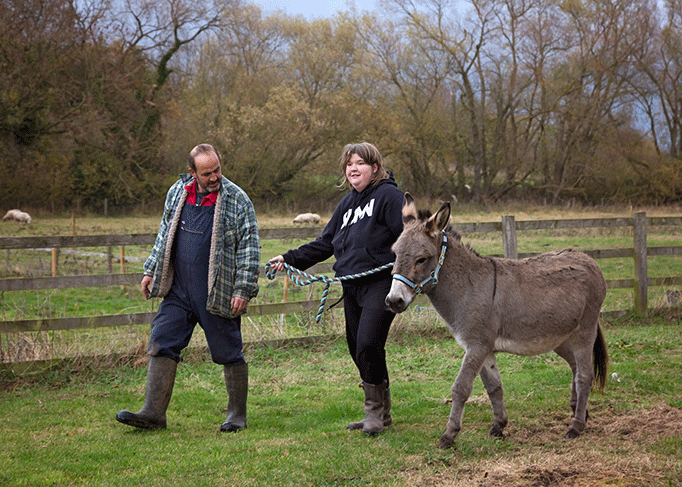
[342,277,396,385]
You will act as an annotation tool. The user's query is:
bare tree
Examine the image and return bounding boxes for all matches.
[351,9,456,198]
[111,0,223,104]
[630,0,682,158]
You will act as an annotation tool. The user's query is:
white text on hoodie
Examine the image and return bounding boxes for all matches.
[340,199,375,229]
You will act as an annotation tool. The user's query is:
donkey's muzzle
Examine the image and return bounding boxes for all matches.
[385,279,413,313]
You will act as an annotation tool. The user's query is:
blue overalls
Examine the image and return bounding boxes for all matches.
[148,201,245,365]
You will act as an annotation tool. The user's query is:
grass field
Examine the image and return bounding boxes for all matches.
[1,204,681,485]
[0,311,680,486]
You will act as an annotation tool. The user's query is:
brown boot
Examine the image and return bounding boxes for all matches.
[347,382,392,430]
[116,356,177,429]
[383,385,393,427]
[347,381,387,436]
[221,362,248,432]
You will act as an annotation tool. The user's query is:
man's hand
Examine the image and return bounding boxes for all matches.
[231,296,249,316]
[141,275,153,300]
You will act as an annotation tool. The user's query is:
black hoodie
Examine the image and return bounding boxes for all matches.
[283,174,404,279]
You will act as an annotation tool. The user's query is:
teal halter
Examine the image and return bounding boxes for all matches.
[392,233,448,295]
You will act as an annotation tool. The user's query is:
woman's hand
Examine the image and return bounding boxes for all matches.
[268,255,285,272]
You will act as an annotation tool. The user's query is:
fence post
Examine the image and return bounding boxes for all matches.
[502,215,518,259]
[633,211,648,316]
[51,248,58,277]
[106,246,113,273]
[120,246,126,292]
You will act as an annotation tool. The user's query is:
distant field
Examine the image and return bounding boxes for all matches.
[1,204,681,363]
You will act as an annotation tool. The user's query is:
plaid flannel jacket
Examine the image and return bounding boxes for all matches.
[144,174,260,318]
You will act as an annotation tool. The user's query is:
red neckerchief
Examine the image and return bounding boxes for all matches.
[185,181,218,206]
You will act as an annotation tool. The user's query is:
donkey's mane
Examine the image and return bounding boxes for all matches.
[410,209,483,258]
[448,228,483,258]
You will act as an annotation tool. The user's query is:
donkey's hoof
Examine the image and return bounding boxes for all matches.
[565,428,581,439]
[489,425,505,438]
[439,434,455,449]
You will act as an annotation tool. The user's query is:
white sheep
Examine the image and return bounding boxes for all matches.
[2,209,32,224]
[292,213,321,225]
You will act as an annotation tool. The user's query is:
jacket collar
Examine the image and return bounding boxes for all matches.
[184,180,218,206]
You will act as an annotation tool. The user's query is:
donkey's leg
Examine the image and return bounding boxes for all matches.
[565,346,595,439]
[553,342,580,417]
[479,353,508,438]
[440,350,487,449]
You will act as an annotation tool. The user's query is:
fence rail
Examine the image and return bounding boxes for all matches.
[1,212,681,337]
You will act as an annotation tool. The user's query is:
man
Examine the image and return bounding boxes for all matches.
[116,143,260,432]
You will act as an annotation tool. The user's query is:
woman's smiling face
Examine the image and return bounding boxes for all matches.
[345,153,377,192]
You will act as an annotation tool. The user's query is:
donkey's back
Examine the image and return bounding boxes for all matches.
[489,249,606,357]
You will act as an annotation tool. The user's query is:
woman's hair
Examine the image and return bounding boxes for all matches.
[338,142,389,190]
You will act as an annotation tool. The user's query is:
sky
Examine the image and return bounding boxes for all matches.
[253,0,472,22]
[253,0,383,19]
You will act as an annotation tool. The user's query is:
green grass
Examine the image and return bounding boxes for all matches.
[2,208,680,485]
[1,313,681,486]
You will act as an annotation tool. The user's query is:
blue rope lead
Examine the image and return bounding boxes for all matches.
[264,261,394,322]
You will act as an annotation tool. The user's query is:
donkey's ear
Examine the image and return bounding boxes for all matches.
[402,192,417,223]
[426,201,451,236]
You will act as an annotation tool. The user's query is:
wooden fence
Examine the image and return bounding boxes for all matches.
[1,212,681,340]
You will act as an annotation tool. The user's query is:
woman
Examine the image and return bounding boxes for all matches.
[268,142,404,435]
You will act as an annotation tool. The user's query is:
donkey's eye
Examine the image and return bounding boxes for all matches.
[416,257,428,266]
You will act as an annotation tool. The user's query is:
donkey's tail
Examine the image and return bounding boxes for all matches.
[593,323,609,392]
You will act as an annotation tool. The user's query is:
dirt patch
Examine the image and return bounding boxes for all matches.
[401,402,682,486]
[599,402,682,444]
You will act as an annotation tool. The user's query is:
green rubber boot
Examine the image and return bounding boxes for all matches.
[116,356,177,429]
[221,362,248,432]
